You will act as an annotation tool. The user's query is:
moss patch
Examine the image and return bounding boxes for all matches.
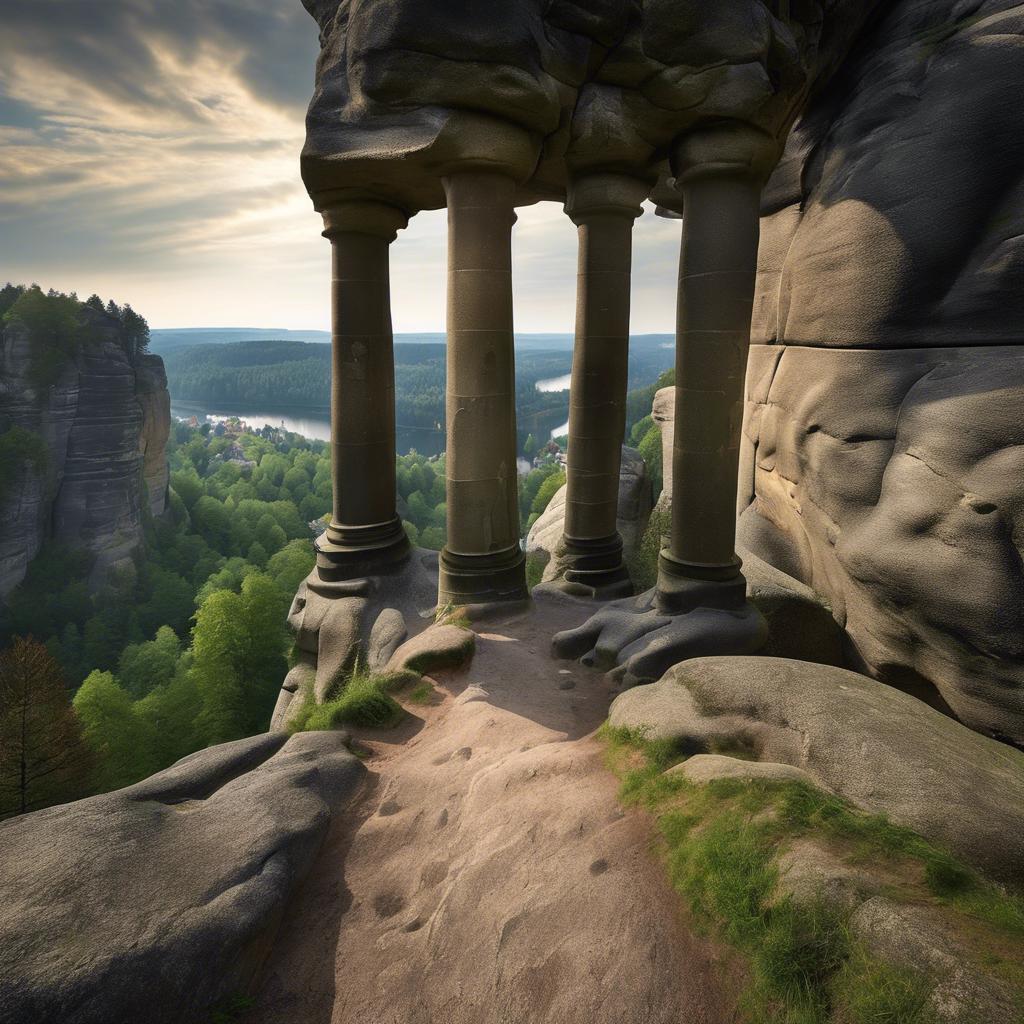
[525,553,547,590]
[600,725,1024,1024]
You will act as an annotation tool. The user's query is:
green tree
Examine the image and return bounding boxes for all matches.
[192,495,232,549]
[134,662,200,769]
[638,423,663,497]
[0,637,93,818]
[266,539,315,597]
[73,670,158,791]
[3,286,84,389]
[137,566,194,638]
[523,433,537,458]
[119,304,149,359]
[191,573,288,744]
[531,470,566,517]
[117,626,181,697]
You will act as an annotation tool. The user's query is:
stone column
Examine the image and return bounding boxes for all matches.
[315,200,410,581]
[438,172,528,606]
[557,174,647,596]
[657,125,775,613]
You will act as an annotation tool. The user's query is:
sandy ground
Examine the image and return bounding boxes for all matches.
[245,599,738,1024]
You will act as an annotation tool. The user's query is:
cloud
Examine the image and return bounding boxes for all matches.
[0,1,678,332]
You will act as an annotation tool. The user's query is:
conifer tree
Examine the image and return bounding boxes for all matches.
[0,636,93,818]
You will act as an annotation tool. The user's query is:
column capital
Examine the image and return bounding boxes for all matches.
[565,173,648,225]
[670,122,780,187]
[319,199,409,242]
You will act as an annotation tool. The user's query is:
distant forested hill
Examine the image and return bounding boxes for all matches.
[149,328,332,354]
[163,338,674,446]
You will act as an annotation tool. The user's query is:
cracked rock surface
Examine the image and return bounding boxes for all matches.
[0,731,365,1024]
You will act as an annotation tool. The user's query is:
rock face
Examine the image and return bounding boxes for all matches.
[301,0,881,209]
[0,314,169,596]
[731,0,1024,743]
[525,446,652,579]
[0,731,364,1024]
[609,656,1024,881]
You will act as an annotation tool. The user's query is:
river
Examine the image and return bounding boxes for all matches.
[173,373,575,452]
[169,401,446,457]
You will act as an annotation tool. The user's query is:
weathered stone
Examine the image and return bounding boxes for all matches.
[0,731,364,1024]
[301,1,880,207]
[0,311,169,597]
[367,607,408,670]
[609,657,1024,881]
[385,623,476,676]
[741,546,845,667]
[775,839,878,913]
[738,0,1024,742]
[667,753,823,790]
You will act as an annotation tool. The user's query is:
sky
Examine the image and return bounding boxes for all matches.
[0,0,681,333]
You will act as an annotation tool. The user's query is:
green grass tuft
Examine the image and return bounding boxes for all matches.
[289,665,406,732]
[832,945,937,1024]
[406,680,435,705]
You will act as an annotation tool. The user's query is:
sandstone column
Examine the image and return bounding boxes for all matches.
[557,174,647,596]
[438,172,528,605]
[315,200,410,581]
[657,125,774,613]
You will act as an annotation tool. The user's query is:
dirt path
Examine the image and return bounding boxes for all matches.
[247,600,736,1024]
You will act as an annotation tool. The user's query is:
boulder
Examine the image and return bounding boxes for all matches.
[385,622,476,676]
[667,753,823,790]
[609,657,1024,881]
[525,445,652,579]
[0,731,364,1024]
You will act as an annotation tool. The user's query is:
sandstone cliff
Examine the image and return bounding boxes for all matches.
[0,309,170,597]
[738,0,1024,742]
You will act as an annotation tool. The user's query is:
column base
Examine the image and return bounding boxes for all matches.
[315,516,410,582]
[553,532,634,600]
[438,544,529,606]
[655,549,746,614]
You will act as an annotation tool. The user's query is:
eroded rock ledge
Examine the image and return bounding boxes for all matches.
[0,731,364,1024]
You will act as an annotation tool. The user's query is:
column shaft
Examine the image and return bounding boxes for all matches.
[657,126,773,613]
[315,201,409,581]
[669,174,759,571]
[438,172,527,605]
[558,175,646,596]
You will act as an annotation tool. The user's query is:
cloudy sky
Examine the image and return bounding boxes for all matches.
[0,0,680,333]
